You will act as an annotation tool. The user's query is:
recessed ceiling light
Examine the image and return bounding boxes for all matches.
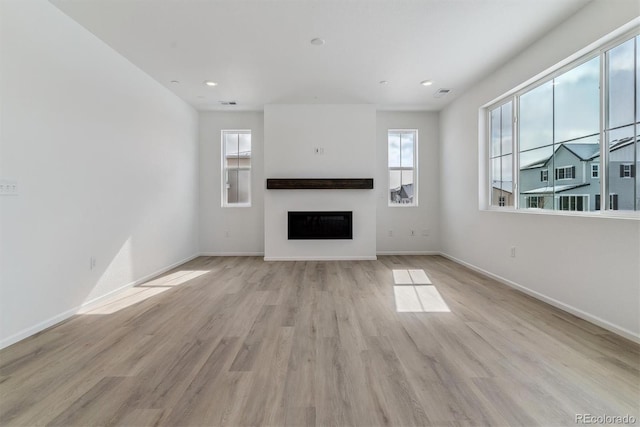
[170,80,180,84]
[379,80,389,85]
[204,81,218,87]
[420,80,433,86]
[310,38,325,46]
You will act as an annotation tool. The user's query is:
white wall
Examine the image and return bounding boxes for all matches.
[0,0,199,348]
[264,105,376,260]
[439,0,640,341]
[376,112,440,254]
[199,112,264,255]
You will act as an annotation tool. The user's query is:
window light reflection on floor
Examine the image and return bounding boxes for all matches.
[80,270,209,315]
[392,269,449,313]
[393,285,450,313]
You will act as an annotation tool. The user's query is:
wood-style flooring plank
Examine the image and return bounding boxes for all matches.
[0,255,637,426]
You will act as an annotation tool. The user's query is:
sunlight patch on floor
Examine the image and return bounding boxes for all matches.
[392,269,448,313]
[80,270,209,315]
[80,286,171,315]
[142,270,209,287]
[393,285,450,313]
[393,269,432,285]
[392,269,413,284]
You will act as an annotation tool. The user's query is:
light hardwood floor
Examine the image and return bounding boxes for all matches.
[1,256,638,426]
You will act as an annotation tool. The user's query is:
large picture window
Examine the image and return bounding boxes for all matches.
[388,130,417,206]
[487,31,639,214]
[222,130,251,207]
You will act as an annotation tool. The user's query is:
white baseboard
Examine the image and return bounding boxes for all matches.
[0,253,200,350]
[376,251,441,256]
[264,255,377,261]
[5,251,636,348]
[439,252,640,345]
[200,252,264,257]
[78,253,200,312]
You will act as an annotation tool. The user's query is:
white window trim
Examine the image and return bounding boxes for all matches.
[221,129,252,208]
[525,195,545,209]
[388,129,418,208]
[621,164,633,178]
[488,100,515,208]
[541,170,549,182]
[481,22,640,219]
[556,194,589,212]
[555,165,575,181]
[591,163,599,179]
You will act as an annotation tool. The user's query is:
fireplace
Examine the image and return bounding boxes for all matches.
[288,211,353,240]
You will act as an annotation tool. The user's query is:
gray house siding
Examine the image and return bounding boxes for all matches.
[518,140,638,211]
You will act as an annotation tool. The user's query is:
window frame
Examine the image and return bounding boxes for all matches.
[488,100,515,208]
[591,164,599,179]
[555,166,575,181]
[621,164,634,178]
[541,170,549,182]
[388,129,419,207]
[483,26,640,218]
[557,194,588,212]
[525,195,545,209]
[221,129,252,208]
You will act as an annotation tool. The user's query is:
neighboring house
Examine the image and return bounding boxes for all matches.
[519,138,638,211]
[491,181,513,207]
[224,150,251,204]
[608,137,638,211]
[390,183,414,204]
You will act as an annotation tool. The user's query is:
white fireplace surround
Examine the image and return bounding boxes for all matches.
[264,104,377,260]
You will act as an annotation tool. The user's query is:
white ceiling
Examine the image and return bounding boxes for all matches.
[50,0,592,112]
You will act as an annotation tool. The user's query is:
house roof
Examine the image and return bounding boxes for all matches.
[521,137,636,170]
[610,136,635,151]
[492,181,513,194]
[521,143,598,170]
[521,183,591,194]
[391,183,414,198]
[403,183,414,198]
[562,143,600,161]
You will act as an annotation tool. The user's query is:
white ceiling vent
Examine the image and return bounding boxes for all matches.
[219,101,237,105]
[433,88,451,98]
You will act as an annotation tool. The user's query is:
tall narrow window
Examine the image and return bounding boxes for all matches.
[388,130,417,206]
[222,130,251,207]
[489,101,513,207]
[606,35,639,211]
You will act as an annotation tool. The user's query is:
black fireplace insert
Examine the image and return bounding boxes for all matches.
[288,211,353,240]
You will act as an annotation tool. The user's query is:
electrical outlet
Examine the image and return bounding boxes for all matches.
[0,179,18,196]
[225,231,230,238]
[510,247,516,258]
[422,229,430,237]
[410,230,416,237]
[388,230,393,237]
[89,256,96,270]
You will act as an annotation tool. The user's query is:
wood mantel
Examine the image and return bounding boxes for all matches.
[266,178,374,190]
